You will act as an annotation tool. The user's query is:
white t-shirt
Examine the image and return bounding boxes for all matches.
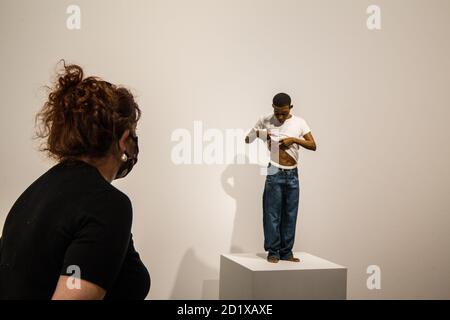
[247,113,311,166]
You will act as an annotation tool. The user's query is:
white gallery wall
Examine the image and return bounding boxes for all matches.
[1,0,449,299]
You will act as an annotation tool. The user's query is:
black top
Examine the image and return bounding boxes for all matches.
[0,159,150,299]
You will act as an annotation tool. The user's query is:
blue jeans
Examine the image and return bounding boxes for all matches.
[263,164,300,259]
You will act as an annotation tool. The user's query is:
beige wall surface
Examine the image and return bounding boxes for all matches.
[1,0,449,299]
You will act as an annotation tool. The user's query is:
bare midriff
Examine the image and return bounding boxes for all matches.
[268,142,297,167]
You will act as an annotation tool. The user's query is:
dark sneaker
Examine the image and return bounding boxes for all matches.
[281,256,301,262]
[267,256,280,263]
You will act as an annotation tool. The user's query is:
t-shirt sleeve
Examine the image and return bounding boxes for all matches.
[300,119,311,137]
[246,116,265,143]
[60,189,133,291]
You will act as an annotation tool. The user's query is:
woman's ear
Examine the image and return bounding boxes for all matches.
[118,129,130,153]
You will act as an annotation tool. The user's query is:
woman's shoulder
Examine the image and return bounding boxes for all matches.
[83,187,132,220]
[50,160,134,224]
[28,159,133,220]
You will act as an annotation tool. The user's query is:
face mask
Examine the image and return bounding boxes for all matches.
[115,134,139,180]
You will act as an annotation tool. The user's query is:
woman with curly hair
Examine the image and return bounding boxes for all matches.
[0,61,150,300]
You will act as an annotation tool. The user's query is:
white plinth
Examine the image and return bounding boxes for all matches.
[219,252,347,300]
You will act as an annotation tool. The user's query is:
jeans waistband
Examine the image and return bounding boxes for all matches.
[268,162,298,172]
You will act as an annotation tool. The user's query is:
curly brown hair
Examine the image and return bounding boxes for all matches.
[35,60,141,161]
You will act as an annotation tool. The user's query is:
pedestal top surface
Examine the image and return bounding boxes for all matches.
[221,252,346,271]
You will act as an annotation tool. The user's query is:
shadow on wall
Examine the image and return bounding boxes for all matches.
[170,248,218,299]
[221,155,265,253]
[170,155,266,299]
